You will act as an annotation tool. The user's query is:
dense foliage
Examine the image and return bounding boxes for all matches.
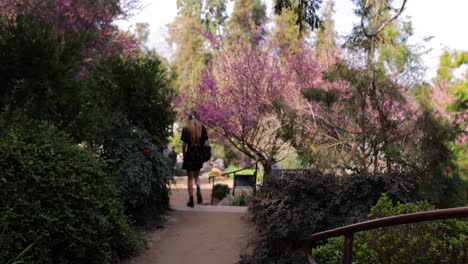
[212,184,231,201]
[240,170,419,263]
[280,62,420,173]
[431,51,468,182]
[249,170,418,241]
[238,239,305,264]
[0,0,139,60]
[0,16,83,127]
[0,1,175,262]
[0,123,141,263]
[1,0,466,263]
[314,194,467,263]
[99,117,172,225]
[74,55,175,225]
[411,110,467,207]
[232,192,252,206]
[274,0,322,35]
[76,55,175,145]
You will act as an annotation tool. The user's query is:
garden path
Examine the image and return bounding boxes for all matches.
[123,175,253,264]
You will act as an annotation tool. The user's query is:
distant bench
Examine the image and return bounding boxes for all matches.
[232,170,257,195]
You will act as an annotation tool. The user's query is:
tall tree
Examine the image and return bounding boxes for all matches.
[135,22,150,44]
[271,4,302,55]
[315,0,336,66]
[167,0,206,93]
[278,59,420,173]
[350,0,420,84]
[347,0,419,171]
[274,0,322,37]
[431,51,468,180]
[202,0,228,41]
[225,0,267,48]
[275,0,424,173]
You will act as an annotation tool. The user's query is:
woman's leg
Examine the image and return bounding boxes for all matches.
[187,170,194,197]
[187,170,194,207]
[194,169,202,203]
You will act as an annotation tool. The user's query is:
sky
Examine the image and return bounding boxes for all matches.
[116,0,468,81]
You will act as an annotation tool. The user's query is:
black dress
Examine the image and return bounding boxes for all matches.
[181,126,208,171]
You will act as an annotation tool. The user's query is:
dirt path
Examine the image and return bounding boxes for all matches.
[124,175,254,264]
[124,211,251,264]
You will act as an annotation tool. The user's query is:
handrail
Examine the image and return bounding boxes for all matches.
[305,206,468,264]
[208,162,259,204]
[208,161,259,184]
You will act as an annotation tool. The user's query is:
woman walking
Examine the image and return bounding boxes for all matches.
[181,111,208,207]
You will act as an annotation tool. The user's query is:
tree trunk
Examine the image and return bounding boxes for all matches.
[262,160,272,180]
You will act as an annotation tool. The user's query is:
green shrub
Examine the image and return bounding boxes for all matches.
[249,170,418,241]
[238,239,305,264]
[312,237,343,263]
[243,170,419,262]
[69,53,175,227]
[173,166,186,176]
[232,192,252,206]
[0,15,83,128]
[76,55,175,145]
[102,117,173,226]
[0,123,141,263]
[314,194,468,263]
[0,225,36,264]
[212,184,231,201]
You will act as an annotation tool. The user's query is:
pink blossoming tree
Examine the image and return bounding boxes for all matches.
[0,0,140,67]
[280,57,421,172]
[179,35,422,175]
[431,51,468,145]
[188,44,311,176]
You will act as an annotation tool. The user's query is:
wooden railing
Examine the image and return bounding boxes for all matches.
[305,206,468,264]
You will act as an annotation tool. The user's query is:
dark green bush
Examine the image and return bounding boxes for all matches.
[0,123,141,263]
[238,239,305,264]
[101,117,173,225]
[74,55,175,145]
[232,192,252,206]
[68,54,175,226]
[173,166,186,176]
[212,184,231,201]
[0,15,83,128]
[314,194,468,263]
[249,170,418,241]
[243,170,419,263]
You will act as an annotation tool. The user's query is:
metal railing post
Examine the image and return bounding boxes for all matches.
[343,234,353,264]
[304,241,317,264]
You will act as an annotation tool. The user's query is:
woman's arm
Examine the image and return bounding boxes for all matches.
[181,127,188,158]
[182,142,187,158]
[202,126,208,144]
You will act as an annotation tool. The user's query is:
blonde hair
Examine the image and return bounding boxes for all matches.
[187,117,202,144]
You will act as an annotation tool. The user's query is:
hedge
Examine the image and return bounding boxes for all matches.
[0,123,141,263]
[239,170,419,263]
